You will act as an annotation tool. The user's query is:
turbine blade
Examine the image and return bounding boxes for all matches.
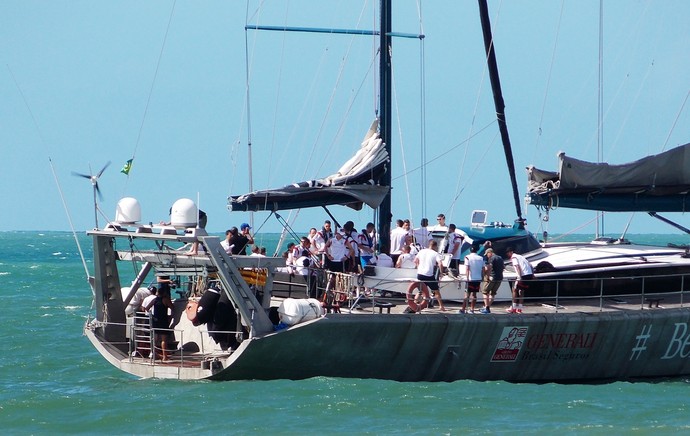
[71,171,91,179]
[97,161,111,178]
[95,182,103,201]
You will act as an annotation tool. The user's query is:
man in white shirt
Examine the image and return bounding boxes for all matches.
[220,229,234,254]
[506,246,534,314]
[446,224,464,271]
[412,218,432,248]
[389,219,410,262]
[461,245,484,314]
[428,213,448,232]
[405,240,446,312]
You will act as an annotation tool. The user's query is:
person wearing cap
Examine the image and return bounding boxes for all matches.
[240,222,253,238]
[228,225,253,255]
[505,247,534,314]
[480,248,504,314]
[240,223,254,250]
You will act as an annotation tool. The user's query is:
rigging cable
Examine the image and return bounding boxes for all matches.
[661,90,690,152]
[607,62,653,155]
[267,1,290,192]
[532,0,564,160]
[242,0,261,227]
[417,0,427,217]
[6,64,91,284]
[449,0,504,222]
[449,36,490,221]
[390,61,413,221]
[122,0,178,196]
[311,2,372,177]
[596,0,604,236]
[392,121,497,181]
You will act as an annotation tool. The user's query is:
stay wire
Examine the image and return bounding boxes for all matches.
[390,61,413,221]
[533,0,564,159]
[6,64,91,283]
[661,89,690,152]
[123,0,177,194]
[417,0,427,218]
[449,0,504,222]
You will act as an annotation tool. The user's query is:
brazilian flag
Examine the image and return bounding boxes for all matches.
[121,159,133,175]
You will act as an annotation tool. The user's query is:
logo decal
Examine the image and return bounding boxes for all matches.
[491,326,528,362]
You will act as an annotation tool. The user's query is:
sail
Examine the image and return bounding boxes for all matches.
[229,120,390,212]
[527,143,690,212]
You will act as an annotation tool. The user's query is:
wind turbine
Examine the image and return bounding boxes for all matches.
[72,161,111,229]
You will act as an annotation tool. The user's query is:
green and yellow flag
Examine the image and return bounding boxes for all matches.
[120,159,133,175]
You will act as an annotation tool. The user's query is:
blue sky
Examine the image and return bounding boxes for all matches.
[2,1,689,238]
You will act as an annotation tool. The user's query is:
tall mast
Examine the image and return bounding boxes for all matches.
[477,0,524,224]
[378,0,393,252]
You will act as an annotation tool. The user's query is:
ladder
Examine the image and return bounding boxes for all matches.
[202,237,274,336]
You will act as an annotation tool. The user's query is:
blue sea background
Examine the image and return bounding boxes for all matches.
[1,231,690,434]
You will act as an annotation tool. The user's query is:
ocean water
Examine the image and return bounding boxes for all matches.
[1,231,690,434]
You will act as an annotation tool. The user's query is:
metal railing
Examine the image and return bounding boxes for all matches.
[505,271,690,313]
[125,314,239,366]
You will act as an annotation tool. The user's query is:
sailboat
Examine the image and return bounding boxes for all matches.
[84,1,690,382]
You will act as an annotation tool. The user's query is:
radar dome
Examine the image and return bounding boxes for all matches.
[115,197,141,224]
[170,198,198,228]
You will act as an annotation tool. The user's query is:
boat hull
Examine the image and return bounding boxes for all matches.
[209,308,690,382]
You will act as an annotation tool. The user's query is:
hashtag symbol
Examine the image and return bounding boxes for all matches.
[630,324,652,360]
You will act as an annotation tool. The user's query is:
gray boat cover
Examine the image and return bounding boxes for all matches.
[229,120,390,212]
[527,143,690,212]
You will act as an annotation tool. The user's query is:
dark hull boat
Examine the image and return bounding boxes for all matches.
[84,227,690,382]
[83,0,690,382]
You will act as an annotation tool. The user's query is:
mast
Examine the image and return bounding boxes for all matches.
[477,0,524,224]
[378,0,393,253]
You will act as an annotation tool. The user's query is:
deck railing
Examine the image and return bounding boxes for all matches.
[502,271,690,312]
[125,314,239,366]
[266,267,690,312]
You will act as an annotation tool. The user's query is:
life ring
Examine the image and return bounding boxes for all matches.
[406,280,430,312]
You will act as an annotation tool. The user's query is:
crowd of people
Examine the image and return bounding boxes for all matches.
[213,214,533,316]
[271,213,534,316]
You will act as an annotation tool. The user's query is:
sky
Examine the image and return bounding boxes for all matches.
[2,0,690,239]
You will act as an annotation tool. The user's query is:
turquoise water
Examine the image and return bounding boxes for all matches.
[1,231,690,434]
